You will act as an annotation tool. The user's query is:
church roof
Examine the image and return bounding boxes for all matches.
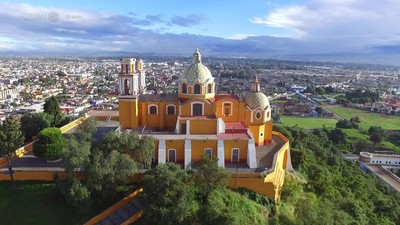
[139,93,178,102]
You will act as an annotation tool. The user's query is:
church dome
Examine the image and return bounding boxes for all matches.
[182,48,213,84]
[243,77,269,109]
[243,92,270,110]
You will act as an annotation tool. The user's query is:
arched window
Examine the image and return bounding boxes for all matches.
[194,84,201,94]
[207,83,212,93]
[192,103,203,116]
[167,105,176,115]
[124,79,130,95]
[125,64,129,73]
[121,65,123,73]
[182,83,187,94]
[148,105,158,115]
[222,101,233,116]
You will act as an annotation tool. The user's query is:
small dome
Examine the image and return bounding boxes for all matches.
[243,92,270,110]
[182,49,213,84]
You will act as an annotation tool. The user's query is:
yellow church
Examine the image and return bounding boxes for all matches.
[118,49,291,200]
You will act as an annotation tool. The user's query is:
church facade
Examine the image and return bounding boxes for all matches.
[118,49,291,200]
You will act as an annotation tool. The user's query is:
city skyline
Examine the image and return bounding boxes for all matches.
[0,0,400,64]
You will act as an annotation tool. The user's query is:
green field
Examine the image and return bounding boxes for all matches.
[0,181,104,225]
[281,116,338,129]
[326,106,400,130]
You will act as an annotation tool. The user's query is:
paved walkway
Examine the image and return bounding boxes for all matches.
[365,164,400,192]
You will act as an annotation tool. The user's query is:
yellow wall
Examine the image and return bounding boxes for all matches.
[215,99,241,122]
[180,99,214,117]
[190,119,217,134]
[223,140,248,163]
[249,125,265,146]
[191,140,218,162]
[143,102,160,130]
[119,99,138,129]
[264,122,273,144]
[227,174,277,200]
[140,102,179,131]
[165,140,185,163]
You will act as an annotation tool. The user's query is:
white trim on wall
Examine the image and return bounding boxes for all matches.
[190,102,205,116]
[168,149,176,162]
[166,104,176,115]
[231,148,240,162]
[148,104,158,115]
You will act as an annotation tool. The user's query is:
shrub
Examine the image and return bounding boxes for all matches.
[33,127,66,160]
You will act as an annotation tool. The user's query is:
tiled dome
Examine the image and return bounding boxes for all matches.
[182,48,213,84]
[243,92,270,110]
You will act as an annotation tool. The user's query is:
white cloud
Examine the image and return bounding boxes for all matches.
[226,34,258,40]
[251,0,400,47]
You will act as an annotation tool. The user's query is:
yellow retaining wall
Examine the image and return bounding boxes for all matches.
[227,174,276,200]
[84,188,144,225]
[0,171,69,181]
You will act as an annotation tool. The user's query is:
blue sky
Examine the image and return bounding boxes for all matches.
[0,0,399,60]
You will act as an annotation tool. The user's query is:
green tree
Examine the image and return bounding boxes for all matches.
[194,154,230,202]
[0,116,24,188]
[76,117,97,142]
[133,136,154,169]
[315,87,326,95]
[33,128,66,160]
[43,96,63,126]
[328,128,346,144]
[141,163,199,225]
[314,106,323,115]
[63,136,91,173]
[85,150,137,200]
[368,126,386,145]
[20,112,51,141]
[101,132,139,155]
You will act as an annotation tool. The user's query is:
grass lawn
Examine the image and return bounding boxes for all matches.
[326,105,400,130]
[281,116,338,129]
[342,129,400,153]
[0,181,106,225]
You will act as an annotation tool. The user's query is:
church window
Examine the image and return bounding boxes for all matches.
[124,79,130,95]
[204,148,212,159]
[223,102,232,116]
[121,65,123,73]
[267,111,270,118]
[149,105,158,115]
[231,148,239,162]
[182,83,187,94]
[167,105,175,115]
[255,111,262,120]
[125,64,129,73]
[192,103,203,116]
[260,132,264,137]
[168,149,176,163]
[194,84,201,94]
[207,83,212,93]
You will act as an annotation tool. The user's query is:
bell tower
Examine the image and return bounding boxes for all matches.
[118,58,144,129]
